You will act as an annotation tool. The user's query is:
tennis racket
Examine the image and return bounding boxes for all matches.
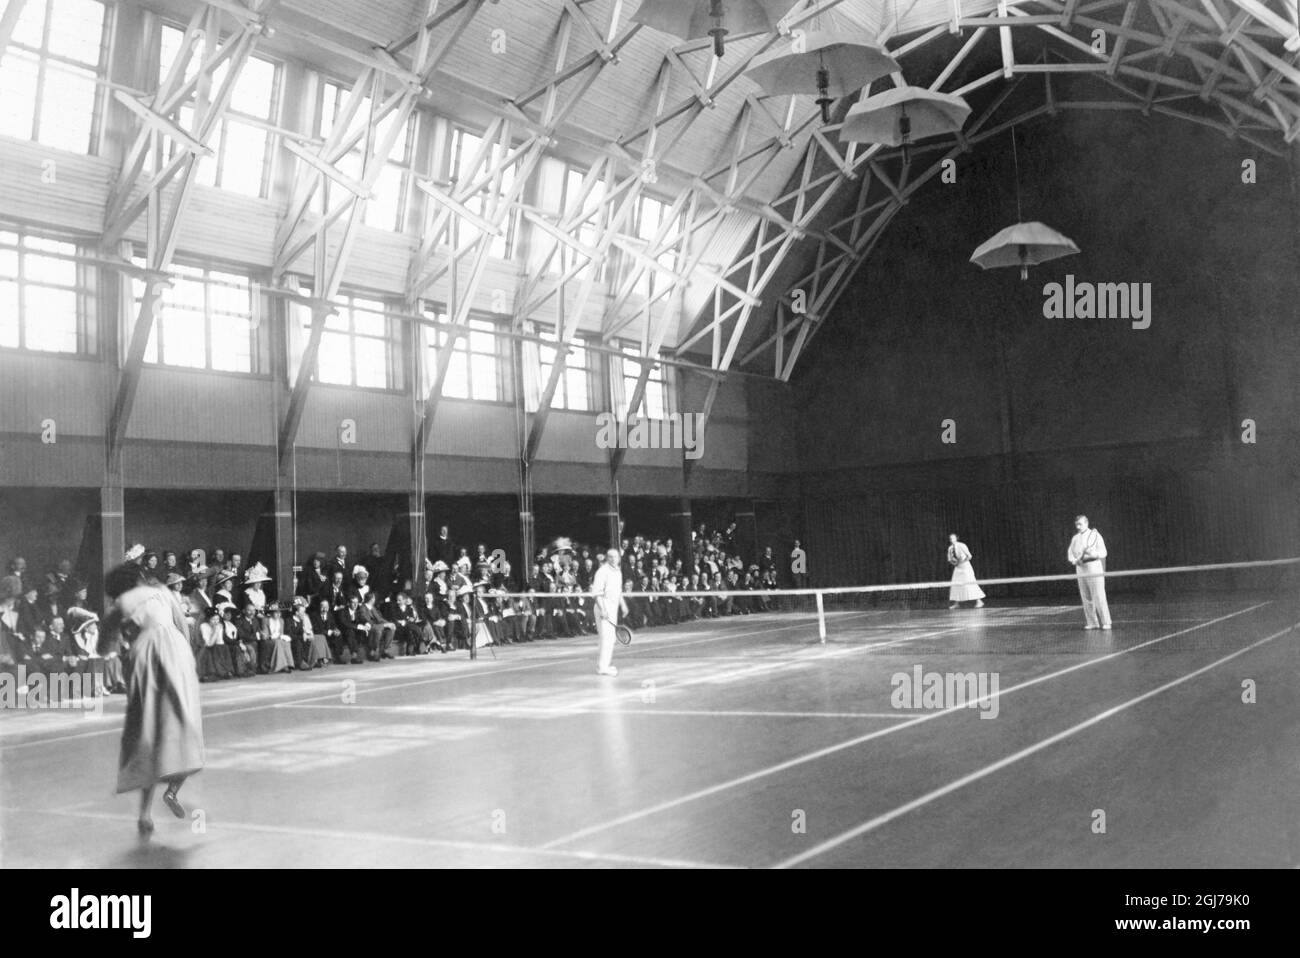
[615,623,633,645]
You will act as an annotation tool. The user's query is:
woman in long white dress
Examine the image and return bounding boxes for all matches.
[100,564,205,837]
[946,534,986,609]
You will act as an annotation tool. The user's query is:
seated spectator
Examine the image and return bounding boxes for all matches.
[213,570,237,609]
[472,579,501,645]
[337,594,371,665]
[299,553,328,599]
[0,576,24,685]
[389,592,424,656]
[229,603,259,678]
[363,592,398,660]
[288,595,330,670]
[418,584,448,654]
[46,558,76,607]
[361,543,386,586]
[329,545,349,580]
[39,579,68,626]
[319,568,349,614]
[25,620,64,677]
[62,608,104,695]
[242,563,271,611]
[514,590,537,642]
[185,549,209,590]
[197,607,234,682]
[16,581,43,640]
[258,605,296,675]
[309,597,345,665]
[448,566,473,650]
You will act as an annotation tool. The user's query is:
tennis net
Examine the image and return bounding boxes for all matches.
[470,557,1300,654]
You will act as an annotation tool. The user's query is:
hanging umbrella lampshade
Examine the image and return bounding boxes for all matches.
[631,0,802,58]
[970,222,1080,281]
[840,86,970,165]
[744,30,899,124]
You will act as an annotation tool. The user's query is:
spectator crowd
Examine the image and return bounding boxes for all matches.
[1,521,808,690]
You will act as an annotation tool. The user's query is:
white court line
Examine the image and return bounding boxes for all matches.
[0,805,735,870]
[539,601,1271,850]
[271,629,961,717]
[0,611,884,752]
[276,704,916,720]
[775,620,1300,868]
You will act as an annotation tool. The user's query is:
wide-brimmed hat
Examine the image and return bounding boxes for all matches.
[67,608,99,634]
[217,601,236,614]
[213,569,236,587]
[165,572,187,587]
[243,563,272,585]
[352,565,369,579]
[124,544,145,563]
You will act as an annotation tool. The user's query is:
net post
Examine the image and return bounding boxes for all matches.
[469,596,477,661]
[816,590,826,644]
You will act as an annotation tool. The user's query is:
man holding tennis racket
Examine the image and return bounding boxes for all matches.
[592,548,629,676]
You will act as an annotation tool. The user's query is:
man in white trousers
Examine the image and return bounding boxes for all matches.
[592,548,628,676]
[1068,515,1111,630]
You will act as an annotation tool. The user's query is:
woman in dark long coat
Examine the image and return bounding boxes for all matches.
[101,565,205,837]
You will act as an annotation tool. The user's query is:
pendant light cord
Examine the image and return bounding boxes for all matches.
[1012,126,1023,222]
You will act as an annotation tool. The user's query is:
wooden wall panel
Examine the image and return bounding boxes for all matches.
[0,352,107,435]
[126,368,276,445]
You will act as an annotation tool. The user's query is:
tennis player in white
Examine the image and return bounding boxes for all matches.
[592,548,628,676]
[1068,515,1111,630]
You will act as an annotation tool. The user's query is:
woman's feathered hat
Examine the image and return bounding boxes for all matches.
[66,608,99,634]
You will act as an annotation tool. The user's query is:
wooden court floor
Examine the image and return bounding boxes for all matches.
[2,596,1297,868]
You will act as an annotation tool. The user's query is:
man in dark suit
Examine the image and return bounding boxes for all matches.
[361,543,387,591]
[234,602,264,674]
[309,597,345,664]
[432,526,456,569]
[329,545,350,581]
[1,575,28,682]
[318,569,349,617]
[336,594,371,664]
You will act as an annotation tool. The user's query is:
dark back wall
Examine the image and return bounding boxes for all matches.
[791,109,1300,585]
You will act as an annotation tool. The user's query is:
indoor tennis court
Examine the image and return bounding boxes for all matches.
[4,569,1297,870]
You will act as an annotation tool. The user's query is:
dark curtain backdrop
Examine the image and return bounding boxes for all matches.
[802,465,1299,591]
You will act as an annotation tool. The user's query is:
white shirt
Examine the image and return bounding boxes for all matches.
[592,563,622,617]
[1068,529,1107,565]
[948,542,972,564]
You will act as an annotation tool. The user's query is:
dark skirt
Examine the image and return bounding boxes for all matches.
[197,644,234,681]
[258,637,296,674]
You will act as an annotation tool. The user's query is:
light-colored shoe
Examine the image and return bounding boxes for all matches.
[1084,624,1098,630]
[948,603,958,610]
[1101,624,1112,630]
[597,666,618,676]
[974,600,984,608]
